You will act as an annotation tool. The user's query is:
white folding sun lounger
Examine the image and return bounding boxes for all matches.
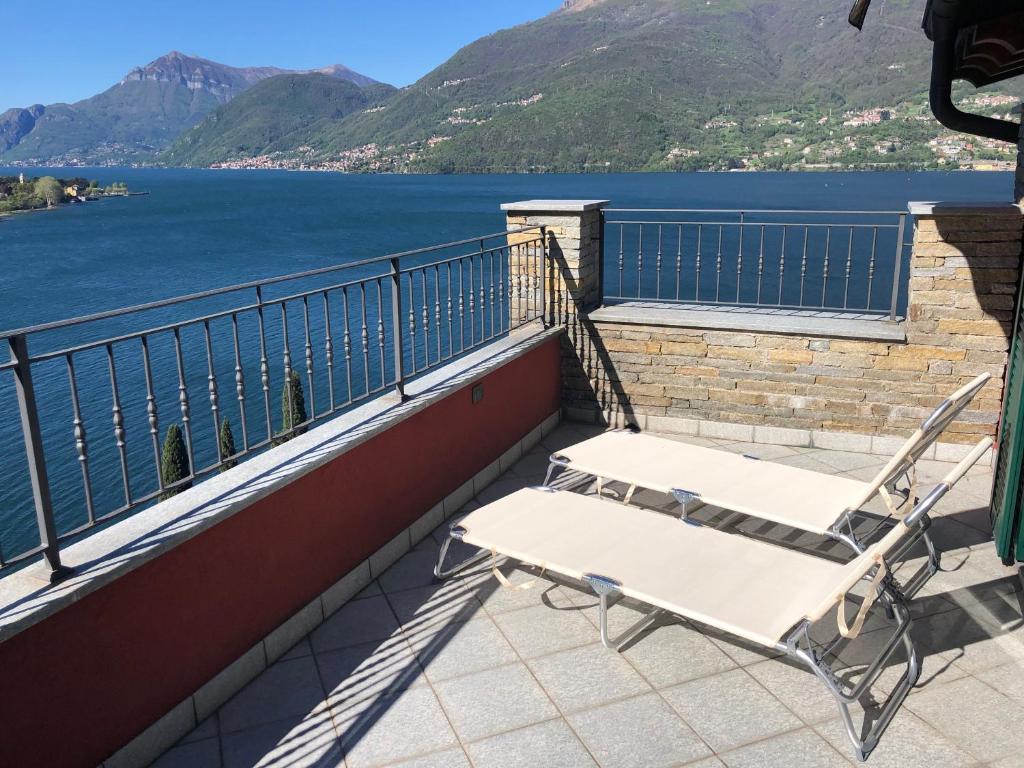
[544,373,992,595]
[435,438,991,762]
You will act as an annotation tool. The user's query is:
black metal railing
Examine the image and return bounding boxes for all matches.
[0,227,548,576]
[601,209,910,320]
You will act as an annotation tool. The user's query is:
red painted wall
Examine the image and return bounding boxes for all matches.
[0,337,560,768]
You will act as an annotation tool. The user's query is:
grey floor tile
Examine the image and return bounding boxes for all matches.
[466,719,598,768]
[279,638,314,662]
[718,728,850,768]
[661,669,801,753]
[976,661,1024,708]
[151,738,221,768]
[905,676,1024,763]
[311,595,400,654]
[492,602,598,659]
[621,620,737,689]
[510,447,555,481]
[914,605,1024,675]
[220,711,341,768]
[386,579,484,631]
[527,643,651,713]
[433,663,559,742]
[317,635,426,723]
[815,710,978,768]
[379,746,473,768]
[405,616,519,683]
[567,693,711,768]
[680,759,727,768]
[181,716,219,744]
[378,549,448,594]
[745,658,841,725]
[476,569,580,616]
[338,686,458,768]
[218,656,326,734]
[477,475,535,505]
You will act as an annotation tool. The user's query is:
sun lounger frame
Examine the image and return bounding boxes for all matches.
[436,438,991,762]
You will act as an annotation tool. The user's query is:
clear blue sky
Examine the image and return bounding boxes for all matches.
[1,0,559,108]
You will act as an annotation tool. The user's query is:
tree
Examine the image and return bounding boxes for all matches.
[219,418,238,470]
[277,371,308,443]
[160,424,191,500]
[34,176,64,208]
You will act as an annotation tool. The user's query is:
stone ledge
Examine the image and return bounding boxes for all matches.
[0,322,563,642]
[909,201,1023,217]
[590,302,907,342]
[501,199,610,213]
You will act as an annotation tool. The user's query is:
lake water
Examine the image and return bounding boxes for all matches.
[0,169,1013,565]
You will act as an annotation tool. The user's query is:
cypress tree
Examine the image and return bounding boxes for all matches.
[219,418,237,470]
[277,371,308,444]
[160,423,191,500]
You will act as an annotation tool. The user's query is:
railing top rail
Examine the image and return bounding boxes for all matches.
[0,226,543,340]
[602,219,904,229]
[603,208,908,215]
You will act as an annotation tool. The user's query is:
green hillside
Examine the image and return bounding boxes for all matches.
[160,75,396,166]
[166,0,1021,173]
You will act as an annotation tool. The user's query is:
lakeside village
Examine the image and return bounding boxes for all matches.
[0,173,132,215]
[209,91,1022,173]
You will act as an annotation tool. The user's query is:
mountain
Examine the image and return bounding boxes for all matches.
[160,75,396,167]
[0,52,380,165]
[164,0,1022,172]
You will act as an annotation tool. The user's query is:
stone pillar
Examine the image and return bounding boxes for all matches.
[502,200,608,322]
[503,200,610,423]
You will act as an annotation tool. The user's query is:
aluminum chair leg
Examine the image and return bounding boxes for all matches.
[585,574,662,651]
[434,526,489,580]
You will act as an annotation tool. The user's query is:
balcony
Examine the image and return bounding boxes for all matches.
[0,199,1021,767]
[148,422,1021,768]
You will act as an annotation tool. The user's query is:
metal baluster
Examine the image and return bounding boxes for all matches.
[695,224,703,302]
[675,225,682,300]
[407,272,417,372]
[342,287,353,403]
[799,228,810,307]
[140,337,161,492]
[9,334,66,576]
[821,226,832,307]
[230,314,249,452]
[203,321,222,463]
[458,259,466,352]
[323,293,336,413]
[778,227,788,306]
[655,225,663,299]
[488,250,496,339]
[866,227,878,311]
[303,297,316,416]
[376,279,386,389]
[756,225,766,304]
[637,226,644,299]
[469,257,476,346]
[281,304,294,434]
[446,262,454,358]
[890,214,907,321]
[735,220,744,304]
[715,226,724,302]
[843,228,855,310]
[435,266,443,359]
[173,328,195,474]
[66,354,95,523]
[478,247,486,337]
[389,258,407,399]
[422,270,430,363]
[107,344,131,505]
[617,225,624,297]
[360,283,370,395]
[256,287,272,443]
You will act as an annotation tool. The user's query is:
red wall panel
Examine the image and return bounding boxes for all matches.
[0,336,560,767]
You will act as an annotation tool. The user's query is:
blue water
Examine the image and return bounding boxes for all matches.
[0,169,1013,565]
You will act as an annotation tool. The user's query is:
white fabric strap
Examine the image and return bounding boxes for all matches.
[837,558,889,639]
[491,549,546,591]
[878,464,918,519]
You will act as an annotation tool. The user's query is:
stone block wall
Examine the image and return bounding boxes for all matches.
[506,201,1023,446]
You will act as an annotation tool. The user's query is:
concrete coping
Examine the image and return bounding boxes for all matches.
[501,199,610,213]
[0,322,563,643]
[908,201,1024,217]
[590,302,907,342]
